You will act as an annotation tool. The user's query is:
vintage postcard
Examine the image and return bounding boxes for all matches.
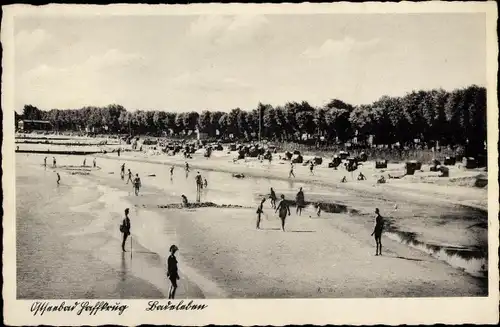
[2,2,499,326]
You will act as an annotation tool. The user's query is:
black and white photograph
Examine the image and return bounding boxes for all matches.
[2,2,498,326]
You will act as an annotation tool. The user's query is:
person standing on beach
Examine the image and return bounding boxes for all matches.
[185,162,190,173]
[309,162,314,175]
[133,174,141,196]
[117,148,121,157]
[295,187,305,216]
[56,173,61,185]
[126,169,133,184]
[289,163,295,178]
[275,194,291,232]
[371,208,384,256]
[269,187,277,209]
[204,178,208,188]
[44,157,47,168]
[53,157,57,168]
[120,208,131,252]
[170,166,175,178]
[256,198,266,229]
[167,245,180,299]
[120,163,125,180]
[93,158,96,168]
[83,158,86,167]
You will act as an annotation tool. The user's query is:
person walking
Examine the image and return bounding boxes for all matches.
[289,163,295,178]
[269,187,277,209]
[126,169,133,184]
[133,174,141,196]
[120,208,131,252]
[170,166,175,178]
[167,245,180,299]
[93,158,97,168]
[371,208,384,256]
[56,173,61,185]
[53,157,57,168]
[120,163,126,180]
[256,198,266,229]
[309,162,314,175]
[44,156,47,168]
[295,187,305,216]
[275,194,291,232]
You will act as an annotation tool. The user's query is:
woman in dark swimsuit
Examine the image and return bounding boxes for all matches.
[371,208,384,256]
[167,244,180,299]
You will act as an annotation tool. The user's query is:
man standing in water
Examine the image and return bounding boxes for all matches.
[295,187,305,216]
[275,194,291,232]
[371,208,384,256]
[167,245,180,299]
[289,162,295,178]
[120,208,131,252]
[256,198,266,229]
[269,187,277,209]
[56,173,61,185]
[120,163,125,180]
[133,174,141,196]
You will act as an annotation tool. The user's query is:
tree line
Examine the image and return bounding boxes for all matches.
[18,84,486,154]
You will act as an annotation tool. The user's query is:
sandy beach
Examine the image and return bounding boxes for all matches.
[16,149,488,299]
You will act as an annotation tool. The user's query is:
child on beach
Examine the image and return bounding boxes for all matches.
[256,198,266,229]
[269,187,277,209]
[133,174,141,196]
[370,208,384,256]
[275,194,291,232]
[295,187,305,216]
[167,245,180,299]
[120,208,131,252]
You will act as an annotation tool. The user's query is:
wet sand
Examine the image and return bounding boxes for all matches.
[16,153,488,299]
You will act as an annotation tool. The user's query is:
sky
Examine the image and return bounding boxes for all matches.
[14,13,486,113]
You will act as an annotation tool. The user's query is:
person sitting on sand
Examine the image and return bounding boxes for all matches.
[341,176,347,183]
[120,208,131,252]
[56,173,61,185]
[388,173,405,179]
[269,187,277,209]
[181,195,189,207]
[370,208,384,256]
[256,198,266,229]
[377,175,386,184]
[295,187,305,216]
[357,172,366,181]
[133,174,141,196]
[167,245,180,299]
[275,194,291,232]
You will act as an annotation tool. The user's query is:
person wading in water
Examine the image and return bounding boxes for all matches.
[120,208,131,252]
[295,187,305,216]
[269,187,277,209]
[133,174,141,196]
[256,198,266,229]
[167,245,180,299]
[275,194,291,232]
[371,208,384,256]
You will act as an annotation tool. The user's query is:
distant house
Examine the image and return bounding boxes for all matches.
[18,120,52,132]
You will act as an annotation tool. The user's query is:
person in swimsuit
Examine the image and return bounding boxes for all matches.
[93,158,96,168]
[133,174,141,196]
[357,172,366,180]
[44,157,47,168]
[120,163,125,180]
[316,203,322,217]
[56,173,61,185]
[53,157,57,168]
[269,187,277,209]
[295,187,305,216]
[170,166,175,177]
[181,195,189,207]
[309,162,314,175]
[371,208,384,256]
[275,194,291,232]
[126,169,133,184]
[289,163,295,178]
[121,208,131,252]
[195,172,203,193]
[167,244,180,299]
[82,158,86,167]
[185,162,190,173]
[204,178,208,188]
[256,198,266,229]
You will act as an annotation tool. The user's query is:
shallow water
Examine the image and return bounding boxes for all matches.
[15,153,489,298]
